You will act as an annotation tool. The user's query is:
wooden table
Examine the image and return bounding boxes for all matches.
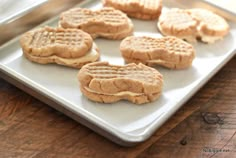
[0,0,235,157]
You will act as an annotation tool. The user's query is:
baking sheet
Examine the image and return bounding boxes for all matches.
[204,0,236,13]
[0,0,48,24]
[0,0,236,146]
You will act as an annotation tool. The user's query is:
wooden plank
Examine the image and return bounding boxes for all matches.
[138,56,236,158]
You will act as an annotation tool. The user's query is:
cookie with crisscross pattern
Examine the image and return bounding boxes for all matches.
[59,7,133,40]
[20,27,99,68]
[120,36,195,69]
[102,0,162,20]
[78,62,163,104]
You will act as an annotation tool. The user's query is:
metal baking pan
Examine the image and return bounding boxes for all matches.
[0,0,236,146]
[0,0,48,24]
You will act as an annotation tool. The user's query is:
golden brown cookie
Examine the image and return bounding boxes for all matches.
[20,27,100,68]
[157,8,229,43]
[59,7,133,40]
[188,8,230,43]
[102,0,162,20]
[78,62,163,104]
[120,36,195,69]
[158,8,198,42]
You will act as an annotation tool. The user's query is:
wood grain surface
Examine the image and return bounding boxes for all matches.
[0,0,236,157]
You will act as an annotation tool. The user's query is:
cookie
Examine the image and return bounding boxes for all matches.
[20,26,100,68]
[59,7,133,40]
[157,8,198,42]
[188,8,230,43]
[102,0,162,20]
[78,62,163,104]
[157,8,229,43]
[120,36,195,69]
